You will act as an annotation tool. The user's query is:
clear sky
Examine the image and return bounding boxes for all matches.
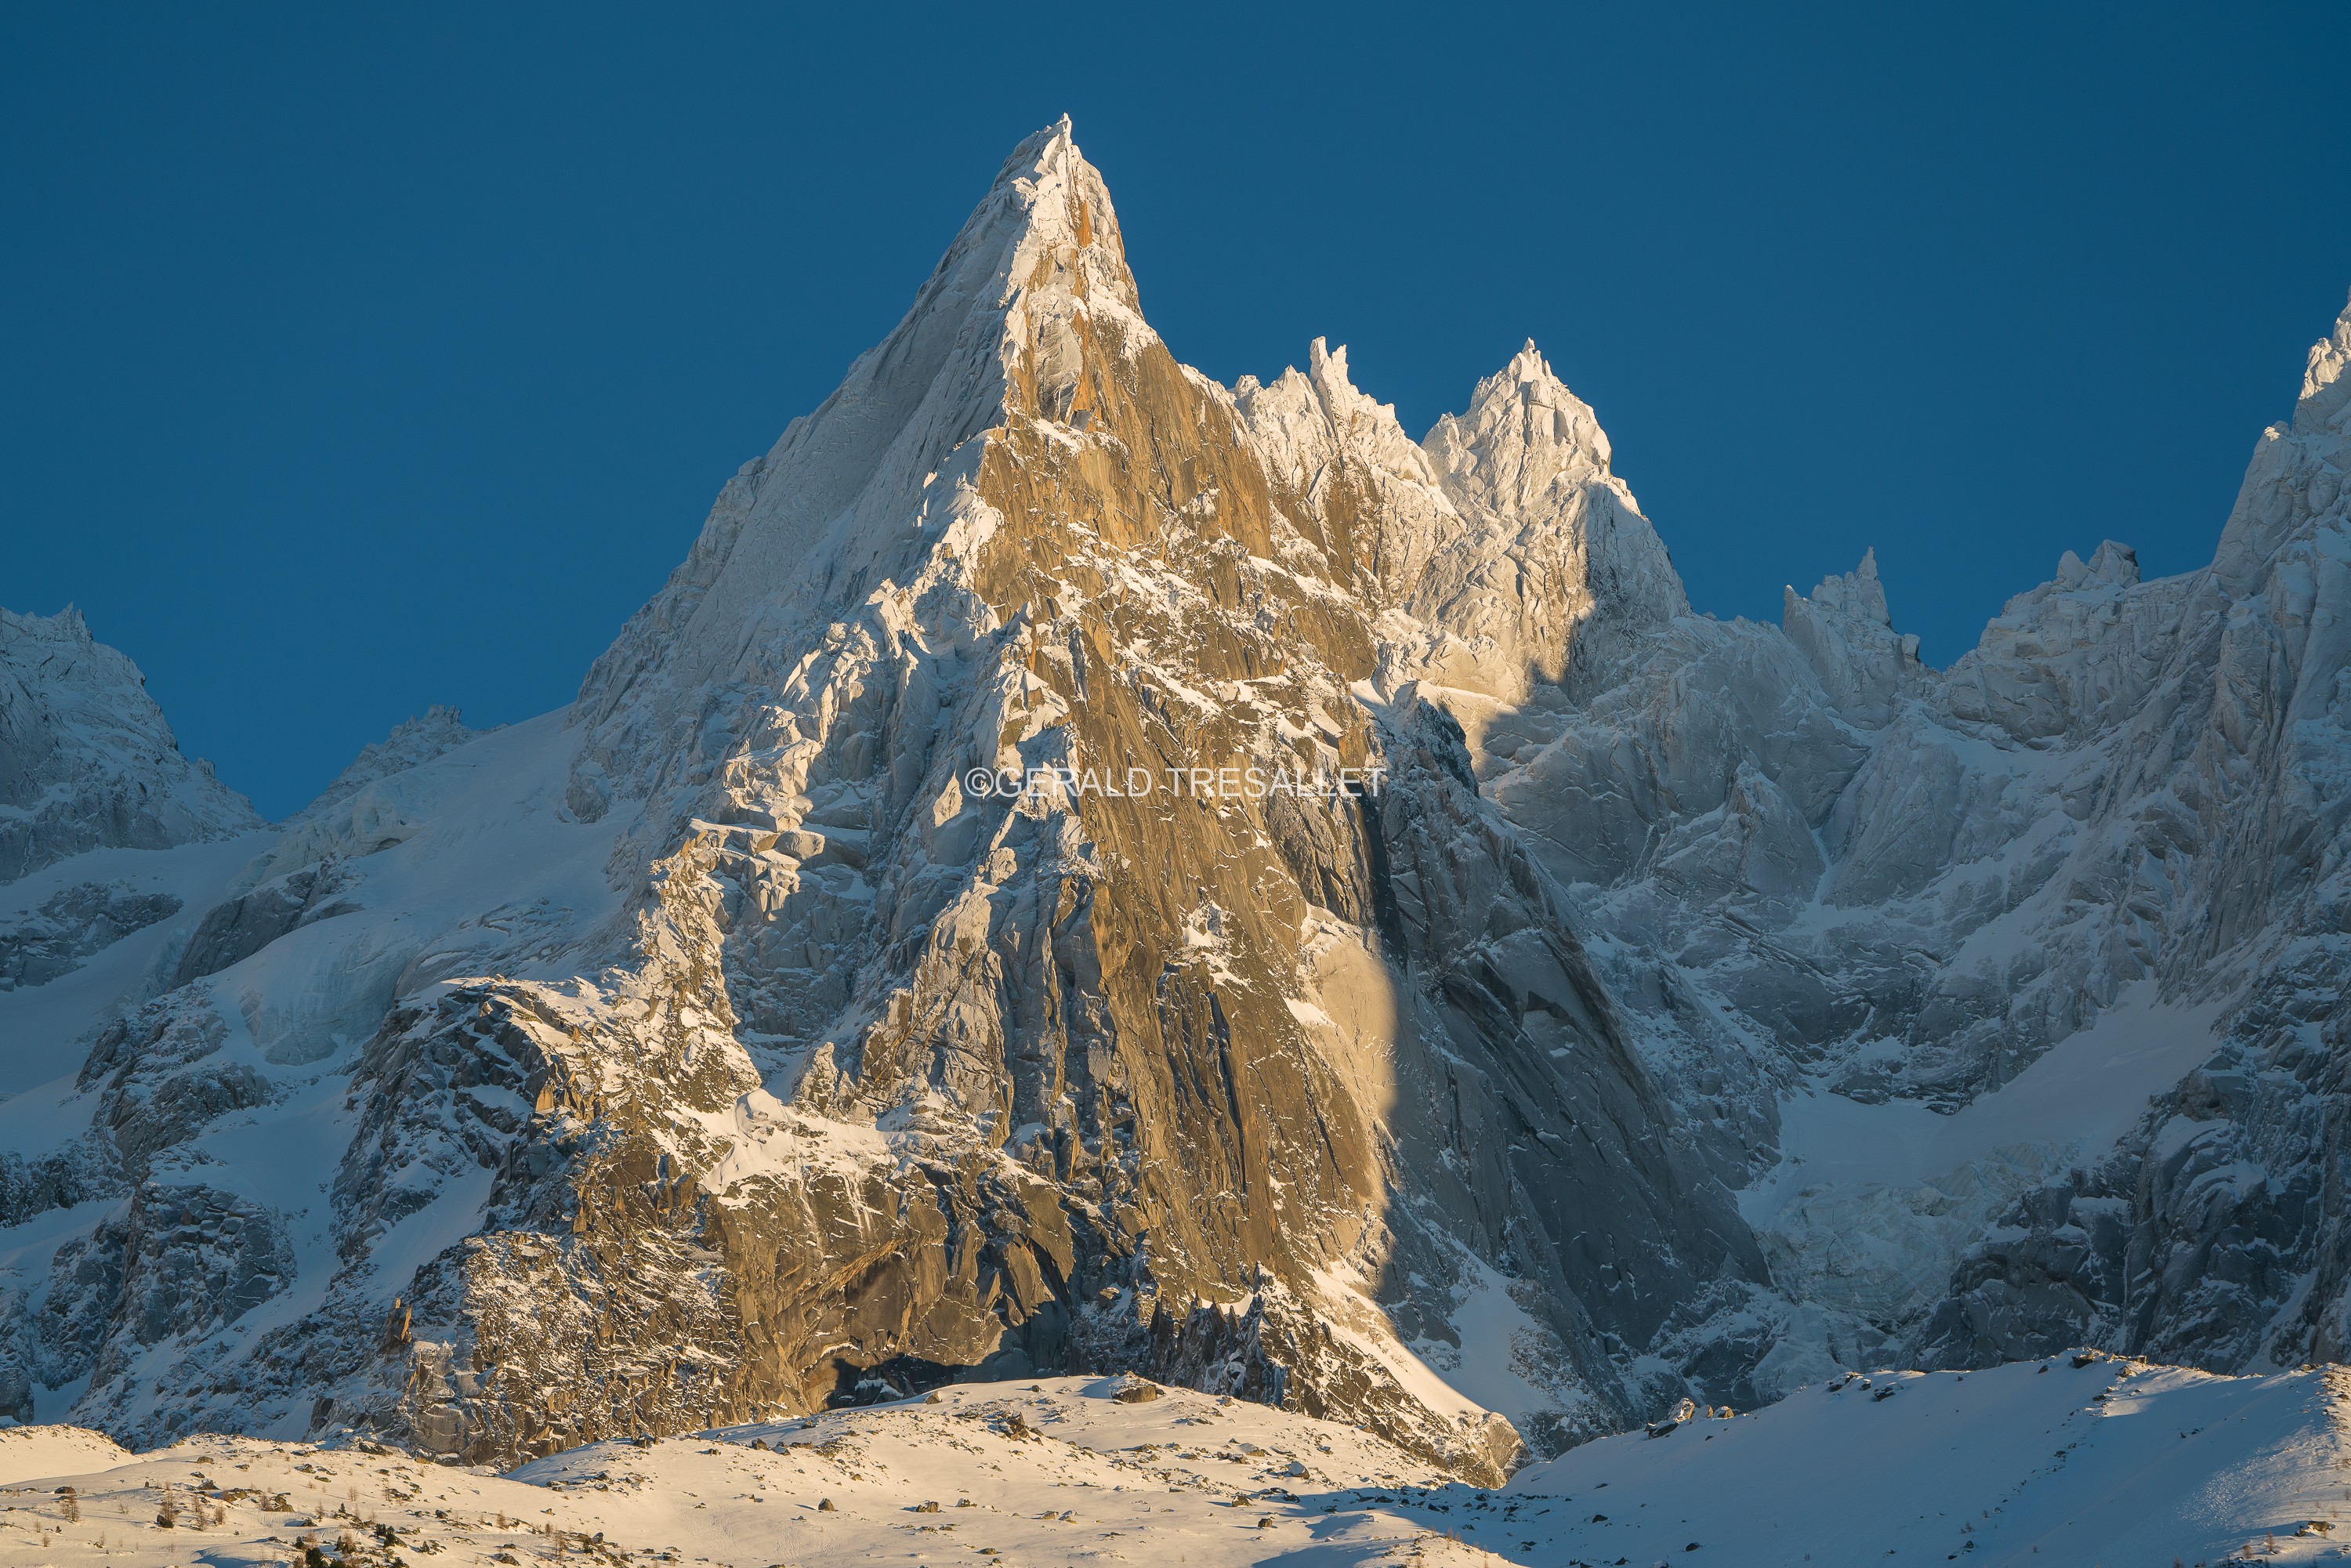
[5,5,2348,818]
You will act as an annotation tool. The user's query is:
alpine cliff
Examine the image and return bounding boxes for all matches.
[3,121,2349,1486]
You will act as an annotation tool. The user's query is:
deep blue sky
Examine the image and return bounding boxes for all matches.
[6,8,2348,818]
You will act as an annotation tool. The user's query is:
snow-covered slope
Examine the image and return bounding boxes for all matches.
[0,834,270,1095]
[293,705,494,827]
[1510,1356,2351,1565]
[4,117,2350,1510]
[0,1422,128,1485]
[0,613,281,1422]
[2,1360,2347,1566]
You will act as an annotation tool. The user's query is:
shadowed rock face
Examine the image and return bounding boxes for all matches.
[13,120,2350,1476]
[168,862,354,988]
[0,607,259,885]
[1457,294,2351,1386]
[0,882,182,991]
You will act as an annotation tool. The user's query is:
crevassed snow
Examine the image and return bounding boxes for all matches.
[1782,982,2224,1189]
[1510,1356,2351,1566]
[0,833,271,1097]
[1740,984,2226,1322]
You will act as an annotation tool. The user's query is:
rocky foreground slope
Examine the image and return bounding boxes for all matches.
[2,1360,2346,1567]
[2,119,2349,1485]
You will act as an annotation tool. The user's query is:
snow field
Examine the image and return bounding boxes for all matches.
[1509,1356,2351,1565]
[4,1361,2349,1566]
[0,1378,1497,1568]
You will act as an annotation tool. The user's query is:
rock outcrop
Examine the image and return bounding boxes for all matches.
[0,882,182,991]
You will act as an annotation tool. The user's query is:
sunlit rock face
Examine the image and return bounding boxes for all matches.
[4,120,2349,1476]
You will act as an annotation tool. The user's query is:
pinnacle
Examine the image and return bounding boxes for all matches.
[2295,282,2351,434]
[0,601,93,643]
[1801,550,1893,627]
[1307,335,1352,385]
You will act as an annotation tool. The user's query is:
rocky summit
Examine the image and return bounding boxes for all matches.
[4,121,2351,1494]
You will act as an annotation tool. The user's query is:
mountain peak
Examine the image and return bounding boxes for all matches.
[24,118,2351,1540]
[1,602,92,646]
[571,120,1150,729]
[1434,341,1616,481]
[0,603,261,881]
[1418,339,1687,630]
[2296,284,2351,436]
[1803,547,1893,627]
[975,116,1136,313]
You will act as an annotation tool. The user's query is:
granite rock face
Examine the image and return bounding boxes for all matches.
[4,123,2349,1472]
[331,123,1754,1469]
